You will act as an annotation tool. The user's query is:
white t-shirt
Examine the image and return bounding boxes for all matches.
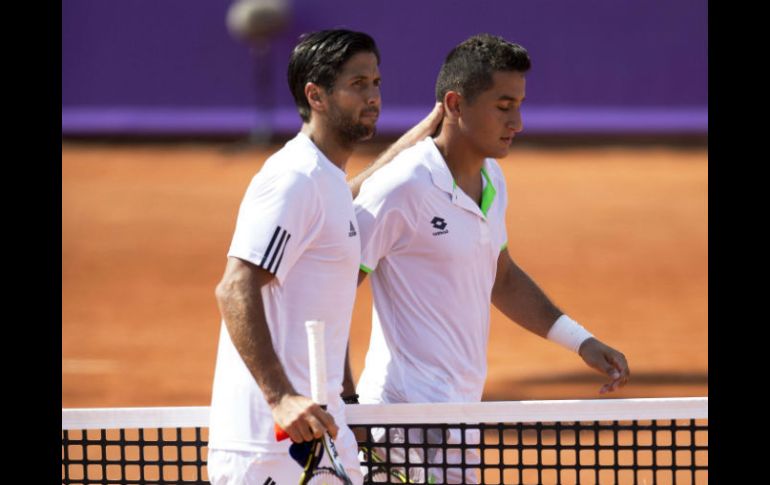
[354,137,508,404]
[209,133,361,453]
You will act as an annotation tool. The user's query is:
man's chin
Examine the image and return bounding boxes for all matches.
[337,122,377,145]
[491,142,512,158]
[355,125,377,141]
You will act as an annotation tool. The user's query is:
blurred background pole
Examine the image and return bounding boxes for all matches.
[226,0,290,147]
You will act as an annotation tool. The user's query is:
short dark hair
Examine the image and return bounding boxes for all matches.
[435,34,531,104]
[288,29,380,122]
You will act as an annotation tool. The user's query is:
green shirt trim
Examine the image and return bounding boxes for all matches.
[479,167,497,216]
[360,264,373,273]
[451,167,497,216]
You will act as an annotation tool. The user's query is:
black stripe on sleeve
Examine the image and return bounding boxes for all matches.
[266,229,288,273]
[272,233,291,274]
[259,226,282,269]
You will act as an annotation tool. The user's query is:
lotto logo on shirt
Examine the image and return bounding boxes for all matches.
[348,221,357,237]
[431,216,449,236]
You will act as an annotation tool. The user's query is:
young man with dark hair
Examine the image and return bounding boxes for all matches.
[351,34,630,483]
[207,29,441,485]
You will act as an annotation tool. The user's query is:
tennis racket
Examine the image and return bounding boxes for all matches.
[296,319,353,485]
[360,445,412,483]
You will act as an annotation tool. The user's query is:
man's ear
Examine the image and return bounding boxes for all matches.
[443,91,462,120]
[305,82,325,113]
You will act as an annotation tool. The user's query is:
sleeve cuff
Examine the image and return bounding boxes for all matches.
[360,263,374,273]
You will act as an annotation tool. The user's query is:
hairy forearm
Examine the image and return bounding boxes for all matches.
[348,142,408,198]
[491,262,563,338]
[349,102,443,198]
[217,280,296,407]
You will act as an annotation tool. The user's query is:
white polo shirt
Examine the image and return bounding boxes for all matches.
[354,137,509,404]
[209,133,361,453]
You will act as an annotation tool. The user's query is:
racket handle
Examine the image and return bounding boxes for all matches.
[305,320,327,406]
[274,423,290,441]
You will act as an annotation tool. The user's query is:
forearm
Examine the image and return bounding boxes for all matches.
[348,139,416,198]
[341,343,356,396]
[491,254,630,394]
[491,261,563,338]
[349,102,443,198]
[217,283,296,407]
[349,158,390,199]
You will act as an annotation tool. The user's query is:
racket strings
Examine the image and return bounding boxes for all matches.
[306,468,348,484]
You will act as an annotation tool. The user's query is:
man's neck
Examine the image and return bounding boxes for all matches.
[301,122,353,172]
[433,130,485,183]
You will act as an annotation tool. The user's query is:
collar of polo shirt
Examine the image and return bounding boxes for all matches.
[423,138,498,217]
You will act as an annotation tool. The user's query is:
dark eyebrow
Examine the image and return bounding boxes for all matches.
[498,95,525,102]
[348,74,381,82]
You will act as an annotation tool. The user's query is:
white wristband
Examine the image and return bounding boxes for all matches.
[546,315,594,353]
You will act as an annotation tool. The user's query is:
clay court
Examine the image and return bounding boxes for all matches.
[61,140,707,408]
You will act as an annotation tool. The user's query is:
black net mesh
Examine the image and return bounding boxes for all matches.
[61,407,707,484]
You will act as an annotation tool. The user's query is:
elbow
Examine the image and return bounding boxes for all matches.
[215,260,271,312]
[215,277,237,310]
[215,268,259,309]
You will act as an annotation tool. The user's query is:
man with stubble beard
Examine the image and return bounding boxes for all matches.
[207,29,442,485]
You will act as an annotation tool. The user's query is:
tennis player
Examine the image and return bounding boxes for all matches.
[350,34,630,483]
[207,29,442,485]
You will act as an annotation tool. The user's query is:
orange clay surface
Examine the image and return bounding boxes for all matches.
[62,140,707,407]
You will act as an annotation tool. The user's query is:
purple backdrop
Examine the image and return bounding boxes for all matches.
[62,0,707,136]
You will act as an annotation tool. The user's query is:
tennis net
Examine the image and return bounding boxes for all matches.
[61,397,707,484]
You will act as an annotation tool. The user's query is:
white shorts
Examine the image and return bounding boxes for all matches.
[208,426,363,485]
[360,426,480,484]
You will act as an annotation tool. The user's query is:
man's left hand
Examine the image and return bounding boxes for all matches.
[578,338,630,394]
